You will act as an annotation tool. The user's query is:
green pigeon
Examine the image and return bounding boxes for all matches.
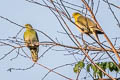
[72,12,104,42]
[24,24,39,62]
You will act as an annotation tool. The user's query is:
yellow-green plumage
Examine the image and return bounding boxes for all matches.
[24,24,39,62]
[72,12,103,42]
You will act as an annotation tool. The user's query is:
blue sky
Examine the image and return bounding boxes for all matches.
[0,0,120,80]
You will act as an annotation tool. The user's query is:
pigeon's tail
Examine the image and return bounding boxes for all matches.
[30,48,38,62]
[96,30,104,34]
